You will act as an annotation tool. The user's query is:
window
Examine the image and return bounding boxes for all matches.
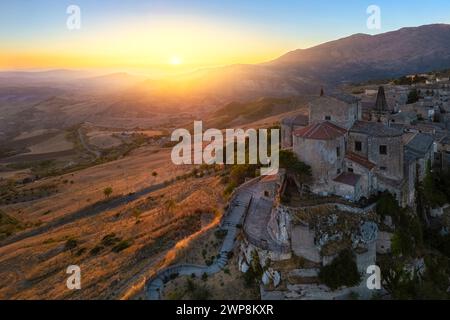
[325,115,331,121]
[337,169,341,174]
[355,141,362,152]
[348,168,354,173]
[380,166,387,171]
[379,145,387,155]
[336,147,341,157]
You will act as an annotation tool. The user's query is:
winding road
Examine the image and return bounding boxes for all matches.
[145,185,255,300]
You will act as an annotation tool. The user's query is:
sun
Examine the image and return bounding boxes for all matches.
[169,56,183,66]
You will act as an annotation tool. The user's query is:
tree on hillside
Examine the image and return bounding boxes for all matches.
[279,149,312,193]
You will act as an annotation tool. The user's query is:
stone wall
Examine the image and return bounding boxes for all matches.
[348,132,404,181]
[368,135,404,181]
[343,158,375,199]
[293,135,345,186]
[309,98,358,129]
[291,224,321,263]
[348,132,369,158]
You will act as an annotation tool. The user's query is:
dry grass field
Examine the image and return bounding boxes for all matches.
[25,133,74,155]
[0,143,226,299]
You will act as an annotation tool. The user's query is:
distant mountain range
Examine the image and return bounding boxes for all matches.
[267,23,450,84]
[2,23,450,126]
[133,24,450,101]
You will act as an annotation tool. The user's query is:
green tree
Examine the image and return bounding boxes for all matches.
[318,250,361,290]
[376,192,399,219]
[279,149,312,193]
[407,88,420,104]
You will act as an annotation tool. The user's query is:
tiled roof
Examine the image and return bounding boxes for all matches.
[293,121,347,140]
[350,121,403,137]
[327,92,360,104]
[438,134,450,145]
[390,111,417,123]
[333,172,361,187]
[405,133,434,155]
[345,152,376,170]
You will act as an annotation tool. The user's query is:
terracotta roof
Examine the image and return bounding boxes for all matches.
[333,172,361,187]
[260,169,285,183]
[293,121,347,140]
[261,174,280,183]
[345,152,376,170]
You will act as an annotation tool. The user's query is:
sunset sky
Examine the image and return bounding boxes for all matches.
[1,0,450,74]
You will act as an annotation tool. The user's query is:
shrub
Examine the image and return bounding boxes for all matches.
[65,239,78,251]
[75,248,86,256]
[101,233,121,246]
[112,239,133,252]
[376,192,399,219]
[192,285,210,300]
[90,245,104,256]
[103,187,113,198]
[318,250,361,290]
[169,272,179,280]
[214,229,227,239]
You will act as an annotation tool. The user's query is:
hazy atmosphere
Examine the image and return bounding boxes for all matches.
[1,0,450,306]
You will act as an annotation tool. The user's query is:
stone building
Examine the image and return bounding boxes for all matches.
[281,114,309,148]
[349,121,404,181]
[308,95,360,129]
[282,92,424,206]
[404,132,435,180]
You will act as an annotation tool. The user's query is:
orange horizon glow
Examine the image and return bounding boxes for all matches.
[0,16,309,74]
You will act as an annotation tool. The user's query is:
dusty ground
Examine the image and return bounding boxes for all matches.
[25,133,74,155]
[0,143,227,299]
[87,132,122,149]
[13,129,59,141]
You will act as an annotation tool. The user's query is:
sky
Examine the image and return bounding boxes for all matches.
[1,0,450,74]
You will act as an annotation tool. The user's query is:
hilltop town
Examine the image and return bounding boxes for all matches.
[235,76,450,299]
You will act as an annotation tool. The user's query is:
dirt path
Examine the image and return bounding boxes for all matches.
[78,128,101,158]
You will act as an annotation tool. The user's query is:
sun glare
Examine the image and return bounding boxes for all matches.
[169,56,182,66]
